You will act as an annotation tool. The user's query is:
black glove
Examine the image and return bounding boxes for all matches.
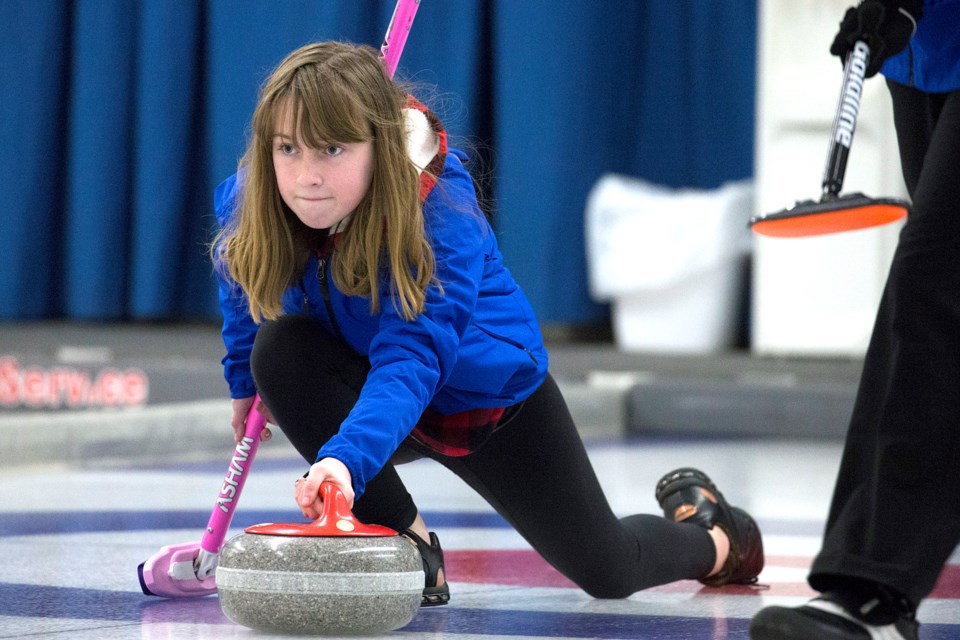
[830,0,922,77]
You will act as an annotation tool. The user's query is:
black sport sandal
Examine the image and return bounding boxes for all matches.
[401,529,450,606]
[655,467,764,587]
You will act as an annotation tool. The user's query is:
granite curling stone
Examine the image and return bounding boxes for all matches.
[216,482,424,636]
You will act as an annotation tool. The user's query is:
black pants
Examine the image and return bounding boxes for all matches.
[250,314,715,598]
[809,81,960,608]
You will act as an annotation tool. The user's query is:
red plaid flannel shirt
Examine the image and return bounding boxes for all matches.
[411,407,507,457]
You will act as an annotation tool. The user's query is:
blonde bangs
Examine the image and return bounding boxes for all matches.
[275,70,372,149]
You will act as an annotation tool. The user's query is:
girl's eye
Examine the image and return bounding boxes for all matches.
[324,145,343,157]
[278,143,296,155]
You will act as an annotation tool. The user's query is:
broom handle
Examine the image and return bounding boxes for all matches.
[822,40,870,198]
[381,0,421,78]
[199,397,267,555]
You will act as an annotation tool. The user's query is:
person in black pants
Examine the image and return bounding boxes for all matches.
[751,1,960,639]
[212,41,764,609]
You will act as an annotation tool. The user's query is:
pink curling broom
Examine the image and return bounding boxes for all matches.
[138,0,422,598]
[380,0,421,79]
[138,397,268,597]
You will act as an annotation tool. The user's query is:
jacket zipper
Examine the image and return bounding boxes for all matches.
[317,256,344,340]
[477,325,538,366]
[908,43,915,86]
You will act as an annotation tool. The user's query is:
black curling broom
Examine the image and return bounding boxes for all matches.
[750,39,909,237]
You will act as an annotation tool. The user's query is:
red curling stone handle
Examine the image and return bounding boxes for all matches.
[245,481,399,537]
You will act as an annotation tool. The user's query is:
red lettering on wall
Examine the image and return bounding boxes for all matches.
[0,357,150,409]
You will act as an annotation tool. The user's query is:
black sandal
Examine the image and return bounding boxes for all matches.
[655,467,764,587]
[401,529,450,606]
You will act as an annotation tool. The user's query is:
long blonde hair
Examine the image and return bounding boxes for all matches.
[213,42,435,323]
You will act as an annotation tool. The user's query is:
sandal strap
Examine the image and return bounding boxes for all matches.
[655,468,764,587]
[401,529,450,606]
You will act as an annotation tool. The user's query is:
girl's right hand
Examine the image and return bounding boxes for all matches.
[230,396,275,443]
[295,458,355,519]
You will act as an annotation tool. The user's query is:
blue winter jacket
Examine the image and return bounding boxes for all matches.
[882,0,960,91]
[213,149,548,497]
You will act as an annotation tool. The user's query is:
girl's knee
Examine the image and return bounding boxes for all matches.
[576,576,635,600]
[253,315,318,355]
[251,315,331,380]
[566,562,637,599]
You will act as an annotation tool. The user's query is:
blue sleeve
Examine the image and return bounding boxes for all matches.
[213,173,259,399]
[314,153,485,497]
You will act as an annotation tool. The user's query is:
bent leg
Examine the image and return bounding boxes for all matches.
[433,374,715,597]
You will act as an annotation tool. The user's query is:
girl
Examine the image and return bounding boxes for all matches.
[212,41,763,607]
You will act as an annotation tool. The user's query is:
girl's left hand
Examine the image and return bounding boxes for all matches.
[230,396,275,443]
[295,457,354,519]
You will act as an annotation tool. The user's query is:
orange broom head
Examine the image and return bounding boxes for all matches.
[750,193,909,238]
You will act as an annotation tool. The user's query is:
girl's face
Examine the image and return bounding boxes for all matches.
[272,101,374,230]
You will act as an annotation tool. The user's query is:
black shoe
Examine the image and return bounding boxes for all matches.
[655,467,764,586]
[401,529,450,606]
[750,590,919,640]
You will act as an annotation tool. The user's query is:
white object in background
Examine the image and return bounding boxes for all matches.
[585,174,753,353]
[752,0,906,357]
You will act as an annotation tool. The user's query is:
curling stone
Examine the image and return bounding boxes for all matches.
[216,482,423,636]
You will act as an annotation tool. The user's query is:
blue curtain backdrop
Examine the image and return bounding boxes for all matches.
[0,0,756,324]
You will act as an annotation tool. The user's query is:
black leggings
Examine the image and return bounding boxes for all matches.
[251,314,715,597]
